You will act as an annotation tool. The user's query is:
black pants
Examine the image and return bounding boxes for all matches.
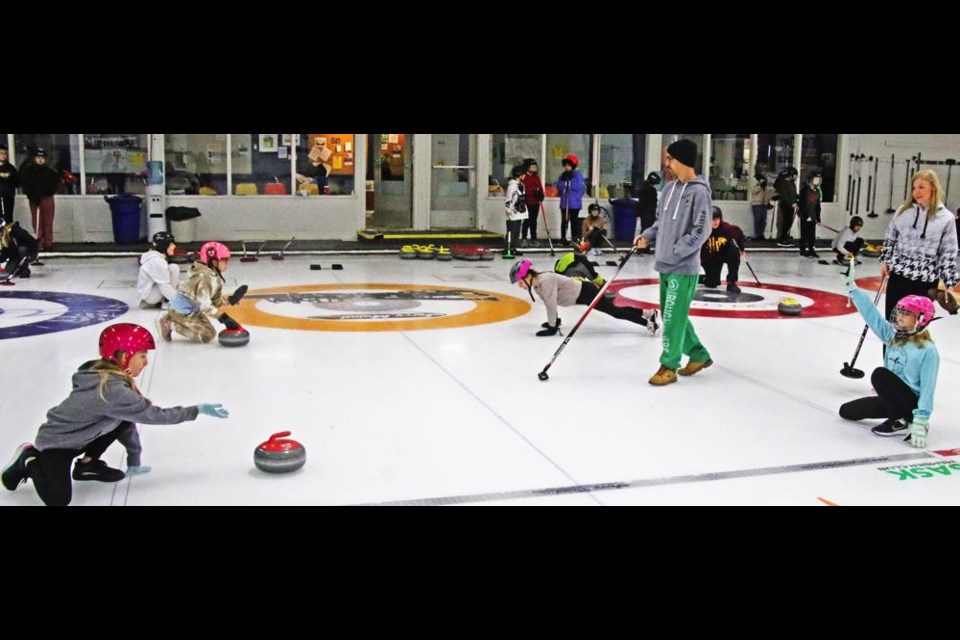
[561,207,581,241]
[576,282,648,325]
[884,271,938,320]
[839,367,918,423]
[3,246,31,276]
[583,226,606,248]
[26,422,128,506]
[702,244,740,287]
[0,193,13,224]
[799,218,817,254]
[505,219,522,253]
[776,203,795,241]
[521,203,540,241]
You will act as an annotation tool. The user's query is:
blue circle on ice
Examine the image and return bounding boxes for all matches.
[0,291,128,340]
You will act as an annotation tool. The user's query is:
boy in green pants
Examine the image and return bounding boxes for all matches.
[634,139,713,386]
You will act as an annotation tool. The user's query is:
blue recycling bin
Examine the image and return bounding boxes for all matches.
[610,198,640,240]
[105,194,143,244]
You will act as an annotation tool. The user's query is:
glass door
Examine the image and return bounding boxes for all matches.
[367,133,412,229]
[430,133,476,229]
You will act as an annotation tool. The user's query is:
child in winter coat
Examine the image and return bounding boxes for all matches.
[797,171,823,257]
[158,241,247,343]
[509,259,658,337]
[556,154,586,244]
[579,203,607,257]
[832,216,864,264]
[504,165,527,259]
[1,220,39,279]
[137,231,181,309]
[1,323,229,506]
[838,262,939,447]
[520,158,545,247]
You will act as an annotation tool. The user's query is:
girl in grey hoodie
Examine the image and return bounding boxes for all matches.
[1,323,229,506]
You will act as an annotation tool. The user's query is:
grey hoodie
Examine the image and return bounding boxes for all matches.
[34,360,200,452]
[640,176,713,275]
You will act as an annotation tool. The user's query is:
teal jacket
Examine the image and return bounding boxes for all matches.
[850,288,939,420]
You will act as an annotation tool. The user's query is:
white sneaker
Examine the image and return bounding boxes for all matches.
[646,309,660,336]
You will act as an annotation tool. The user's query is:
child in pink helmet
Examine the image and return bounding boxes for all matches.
[839,262,940,447]
[510,259,659,337]
[1,323,229,506]
[158,241,247,343]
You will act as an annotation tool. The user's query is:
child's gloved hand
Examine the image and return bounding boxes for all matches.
[127,465,152,475]
[228,285,248,306]
[198,403,229,418]
[843,259,857,292]
[908,417,929,448]
[218,313,241,330]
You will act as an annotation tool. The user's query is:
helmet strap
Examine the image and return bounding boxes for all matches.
[524,274,536,303]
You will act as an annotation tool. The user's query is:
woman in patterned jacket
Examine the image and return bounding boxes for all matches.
[880,169,958,321]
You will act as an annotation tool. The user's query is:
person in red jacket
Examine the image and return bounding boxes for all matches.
[700,206,746,294]
[519,158,544,247]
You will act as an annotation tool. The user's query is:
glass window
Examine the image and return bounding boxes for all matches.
[661,134,704,177]
[545,134,593,196]
[229,133,292,195]
[756,133,796,178]
[164,134,227,195]
[83,134,148,195]
[709,133,752,201]
[296,133,355,196]
[800,134,838,202]
[15,134,81,194]
[489,134,541,196]
[599,134,645,198]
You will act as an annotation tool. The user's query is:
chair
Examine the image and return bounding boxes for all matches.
[235,183,258,196]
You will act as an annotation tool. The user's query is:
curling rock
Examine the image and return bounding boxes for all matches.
[861,244,881,258]
[254,431,306,474]
[219,328,250,347]
[777,297,802,316]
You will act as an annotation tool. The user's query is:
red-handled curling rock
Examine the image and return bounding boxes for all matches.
[254,431,306,474]
[218,327,250,347]
[777,297,803,316]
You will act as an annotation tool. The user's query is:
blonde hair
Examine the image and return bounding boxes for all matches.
[896,169,944,217]
[91,358,139,402]
[892,328,933,349]
[0,222,11,249]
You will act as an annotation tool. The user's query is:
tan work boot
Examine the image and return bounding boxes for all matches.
[648,365,677,386]
[678,358,713,377]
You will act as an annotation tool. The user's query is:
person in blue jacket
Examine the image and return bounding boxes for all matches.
[838,261,939,447]
[557,154,586,245]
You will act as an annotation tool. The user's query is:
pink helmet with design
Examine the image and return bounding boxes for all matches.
[199,241,231,265]
[99,323,156,366]
[892,294,936,334]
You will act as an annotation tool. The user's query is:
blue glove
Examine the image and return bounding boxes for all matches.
[908,416,929,448]
[127,465,152,475]
[843,258,856,292]
[198,403,229,418]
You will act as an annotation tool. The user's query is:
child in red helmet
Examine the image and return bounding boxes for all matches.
[1,323,229,506]
[839,262,940,447]
[158,241,247,343]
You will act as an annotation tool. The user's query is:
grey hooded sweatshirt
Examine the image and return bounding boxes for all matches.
[639,176,713,275]
[34,360,200,452]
